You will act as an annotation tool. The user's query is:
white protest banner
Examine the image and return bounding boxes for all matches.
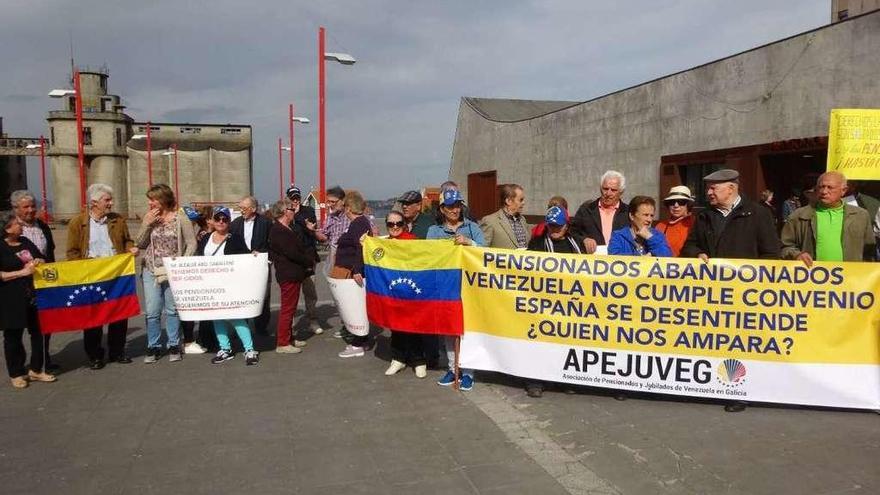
[327,277,370,336]
[165,253,268,321]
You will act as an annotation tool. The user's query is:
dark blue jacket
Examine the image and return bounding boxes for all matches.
[608,226,673,257]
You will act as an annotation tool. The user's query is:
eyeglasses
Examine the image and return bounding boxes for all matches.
[386,221,405,228]
[213,216,229,223]
[665,200,689,207]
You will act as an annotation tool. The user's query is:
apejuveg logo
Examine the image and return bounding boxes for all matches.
[716,359,747,388]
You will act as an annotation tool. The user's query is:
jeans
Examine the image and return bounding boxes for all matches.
[443,335,473,378]
[143,269,180,349]
[214,319,254,352]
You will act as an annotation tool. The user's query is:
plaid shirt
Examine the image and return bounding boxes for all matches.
[321,210,351,251]
[504,211,528,248]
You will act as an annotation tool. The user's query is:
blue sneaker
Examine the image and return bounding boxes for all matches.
[437,370,456,386]
[460,374,474,391]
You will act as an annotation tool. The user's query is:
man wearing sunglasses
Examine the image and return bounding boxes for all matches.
[285,186,324,336]
[230,196,273,335]
[398,190,434,239]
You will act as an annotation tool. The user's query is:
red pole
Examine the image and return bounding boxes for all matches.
[146,121,153,186]
[74,69,86,209]
[38,136,48,222]
[289,103,295,186]
[318,26,326,225]
[278,137,284,200]
[172,144,179,203]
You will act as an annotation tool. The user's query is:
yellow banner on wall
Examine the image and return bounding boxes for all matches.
[827,108,880,179]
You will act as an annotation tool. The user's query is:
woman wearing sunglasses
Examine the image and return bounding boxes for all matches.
[195,207,259,366]
[383,211,429,378]
[654,186,696,257]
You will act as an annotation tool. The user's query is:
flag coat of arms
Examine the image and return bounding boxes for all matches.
[34,253,141,333]
[362,237,463,335]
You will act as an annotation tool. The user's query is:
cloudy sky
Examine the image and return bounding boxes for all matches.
[1,0,829,202]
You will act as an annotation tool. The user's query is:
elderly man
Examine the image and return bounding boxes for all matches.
[11,190,58,371]
[782,171,873,265]
[67,183,138,369]
[230,196,273,335]
[571,171,630,253]
[285,185,325,337]
[681,169,780,413]
[681,169,780,261]
[480,183,531,249]
[398,190,435,239]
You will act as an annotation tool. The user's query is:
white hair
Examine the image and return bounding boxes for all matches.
[9,190,35,206]
[87,183,114,203]
[600,170,626,191]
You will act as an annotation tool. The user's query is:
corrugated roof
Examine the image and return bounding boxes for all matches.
[463,97,581,123]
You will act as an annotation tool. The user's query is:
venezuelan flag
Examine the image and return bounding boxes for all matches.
[34,253,141,333]
[363,237,463,335]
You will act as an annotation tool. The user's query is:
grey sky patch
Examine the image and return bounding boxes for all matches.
[0,1,829,204]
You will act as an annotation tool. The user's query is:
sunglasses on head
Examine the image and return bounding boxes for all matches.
[386,221,405,228]
[665,199,689,207]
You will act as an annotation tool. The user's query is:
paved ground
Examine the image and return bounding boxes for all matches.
[0,223,877,494]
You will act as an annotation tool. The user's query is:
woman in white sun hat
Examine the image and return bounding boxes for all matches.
[655,185,696,257]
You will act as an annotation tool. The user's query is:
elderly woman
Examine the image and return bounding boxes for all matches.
[0,211,55,388]
[135,184,196,364]
[608,196,673,257]
[195,207,259,365]
[531,196,569,239]
[655,186,695,257]
[383,210,428,378]
[427,189,485,391]
[181,205,217,354]
[268,200,315,355]
[333,191,374,358]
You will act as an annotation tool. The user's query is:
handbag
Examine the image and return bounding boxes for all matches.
[329,265,353,279]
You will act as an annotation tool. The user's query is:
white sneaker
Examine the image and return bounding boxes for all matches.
[312,326,325,335]
[385,360,406,376]
[184,342,207,354]
[338,345,365,358]
[414,365,427,379]
[293,340,308,348]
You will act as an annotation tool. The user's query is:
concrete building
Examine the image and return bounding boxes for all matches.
[0,117,33,210]
[47,68,252,219]
[449,11,880,221]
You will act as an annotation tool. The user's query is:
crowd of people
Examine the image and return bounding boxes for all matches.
[1,167,874,407]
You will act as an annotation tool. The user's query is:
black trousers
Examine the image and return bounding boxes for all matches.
[254,272,272,334]
[390,331,426,366]
[181,320,217,350]
[4,327,45,378]
[422,335,441,367]
[83,319,128,361]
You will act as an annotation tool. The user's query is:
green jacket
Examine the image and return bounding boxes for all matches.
[780,204,874,262]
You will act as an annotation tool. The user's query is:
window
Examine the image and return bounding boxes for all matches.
[50,127,55,146]
[137,125,161,133]
[116,128,123,146]
[220,128,242,135]
[68,96,76,111]
[678,163,724,206]
[82,127,92,146]
[180,127,201,134]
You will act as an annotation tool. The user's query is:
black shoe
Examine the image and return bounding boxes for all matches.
[109,355,132,364]
[614,392,628,401]
[724,401,748,413]
[526,383,544,398]
[89,359,106,370]
[45,362,61,372]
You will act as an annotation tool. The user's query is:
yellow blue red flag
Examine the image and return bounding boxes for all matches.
[33,254,140,333]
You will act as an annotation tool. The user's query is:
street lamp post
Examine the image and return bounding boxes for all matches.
[318,26,356,225]
[288,103,310,186]
[25,137,49,222]
[48,69,86,209]
[162,145,179,201]
[278,138,284,200]
[146,121,153,186]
